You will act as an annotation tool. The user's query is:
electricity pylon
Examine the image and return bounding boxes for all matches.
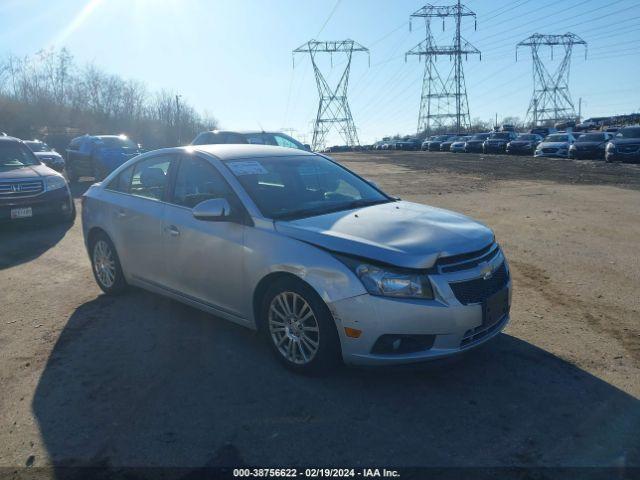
[293,40,369,151]
[516,33,587,127]
[406,0,480,135]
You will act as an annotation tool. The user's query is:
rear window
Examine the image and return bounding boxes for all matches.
[577,133,606,142]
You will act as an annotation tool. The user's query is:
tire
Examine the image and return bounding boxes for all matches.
[260,278,341,374]
[89,232,127,295]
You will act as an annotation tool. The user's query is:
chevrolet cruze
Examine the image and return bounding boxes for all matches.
[82,145,511,372]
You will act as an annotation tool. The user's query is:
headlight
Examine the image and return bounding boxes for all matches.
[606,143,616,152]
[336,255,434,299]
[46,175,67,191]
[569,144,576,150]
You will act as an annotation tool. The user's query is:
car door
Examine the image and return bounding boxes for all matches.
[109,153,174,286]
[162,154,247,320]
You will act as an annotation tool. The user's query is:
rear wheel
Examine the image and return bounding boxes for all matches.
[261,278,341,374]
[90,232,127,294]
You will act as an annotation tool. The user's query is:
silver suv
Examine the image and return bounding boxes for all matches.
[82,145,511,372]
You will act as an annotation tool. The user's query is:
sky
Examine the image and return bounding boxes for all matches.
[0,0,639,145]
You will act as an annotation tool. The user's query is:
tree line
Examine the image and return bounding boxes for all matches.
[0,48,217,151]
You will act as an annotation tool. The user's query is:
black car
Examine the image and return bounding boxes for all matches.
[605,126,640,163]
[424,135,451,152]
[483,131,518,154]
[506,134,543,155]
[191,130,310,151]
[569,132,614,160]
[439,135,460,152]
[0,136,75,224]
[464,133,490,153]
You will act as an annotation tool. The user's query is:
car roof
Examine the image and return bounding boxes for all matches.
[190,144,316,161]
[201,130,287,136]
[0,136,22,143]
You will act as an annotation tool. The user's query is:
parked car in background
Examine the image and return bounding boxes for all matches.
[605,126,640,163]
[440,135,460,152]
[569,132,613,160]
[425,135,451,152]
[464,133,490,153]
[191,130,310,151]
[575,117,608,131]
[534,133,576,158]
[82,144,510,372]
[421,137,435,151]
[23,140,65,172]
[530,127,557,138]
[554,120,576,131]
[0,136,74,224]
[506,134,543,155]
[66,134,143,183]
[500,124,516,132]
[449,136,472,153]
[483,131,518,154]
[395,139,420,151]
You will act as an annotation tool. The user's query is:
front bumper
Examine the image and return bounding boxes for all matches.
[606,151,640,163]
[506,145,534,155]
[483,144,507,153]
[330,253,512,366]
[534,150,568,158]
[0,187,73,222]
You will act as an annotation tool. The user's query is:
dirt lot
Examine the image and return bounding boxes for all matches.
[1,151,639,473]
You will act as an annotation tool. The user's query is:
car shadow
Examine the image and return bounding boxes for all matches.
[0,219,73,270]
[33,290,640,474]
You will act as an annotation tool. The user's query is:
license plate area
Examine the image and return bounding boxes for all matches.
[11,207,33,219]
[483,287,509,328]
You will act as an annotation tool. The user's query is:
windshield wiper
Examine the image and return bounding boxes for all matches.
[274,198,393,221]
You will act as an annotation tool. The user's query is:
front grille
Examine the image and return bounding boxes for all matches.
[449,262,509,305]
[542,148,557,154]
[439,245,500,273]
[437,242,495,271]
[620,145,639,153]
[0,180,44,198]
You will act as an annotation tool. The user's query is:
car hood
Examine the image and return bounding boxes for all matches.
[509,141,534,145]
[33,151,63,159]
[539,142,569,148]
[275,201,494,269]
[0,163,57,179]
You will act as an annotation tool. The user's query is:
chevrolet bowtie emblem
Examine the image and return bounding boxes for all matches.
[480,262,494,280]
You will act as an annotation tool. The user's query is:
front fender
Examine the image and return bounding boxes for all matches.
[244,223,366,325]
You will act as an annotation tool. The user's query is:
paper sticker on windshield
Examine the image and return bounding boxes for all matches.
[227,160,268,176]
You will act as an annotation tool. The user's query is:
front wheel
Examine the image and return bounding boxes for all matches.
[261,278,341,374]
[90,232,127,294]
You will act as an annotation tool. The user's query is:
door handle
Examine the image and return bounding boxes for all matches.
[165,225,180,237]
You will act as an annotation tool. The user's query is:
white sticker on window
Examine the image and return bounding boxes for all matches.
[227,160,268,176]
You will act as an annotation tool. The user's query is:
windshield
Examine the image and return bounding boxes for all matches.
[471,134,489,140]
[545,134,569,142]
[577,133,606,142]
[24,141,51,152]
[97,136,137,149]
[617,127,640,138]
[516,134,538,141]
[0,142,40,167]
[224,156,391,220]
[489,133,510,139]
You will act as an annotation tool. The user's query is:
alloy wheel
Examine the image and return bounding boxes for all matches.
[93,239,116,289]
[268,291,320,365]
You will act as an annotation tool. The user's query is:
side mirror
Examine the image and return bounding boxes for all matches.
[192,198,232,222]
[303,144,312,151]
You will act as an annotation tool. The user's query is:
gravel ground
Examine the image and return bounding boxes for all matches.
[0,151,639,473]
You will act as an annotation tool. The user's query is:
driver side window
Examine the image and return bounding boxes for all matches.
[172,156,234,208]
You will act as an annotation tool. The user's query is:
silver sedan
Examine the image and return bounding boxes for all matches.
[82,145,511,372]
